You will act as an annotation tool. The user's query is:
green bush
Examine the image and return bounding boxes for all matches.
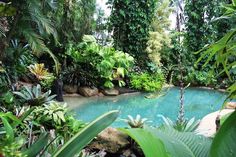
[186,68,217,86]
[65,35,134,88]
[27,101,85,141]
[130,71,165,92]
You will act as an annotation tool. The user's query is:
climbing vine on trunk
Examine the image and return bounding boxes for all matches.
[107,0,157,67]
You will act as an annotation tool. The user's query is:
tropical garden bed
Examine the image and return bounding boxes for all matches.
[0,0,236,157]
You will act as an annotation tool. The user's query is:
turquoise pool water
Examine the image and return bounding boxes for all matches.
[65,87,227,127]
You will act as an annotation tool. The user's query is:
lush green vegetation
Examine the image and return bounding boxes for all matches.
[107,0,157,67]
[0,0,235,156]
[65,35,134,88]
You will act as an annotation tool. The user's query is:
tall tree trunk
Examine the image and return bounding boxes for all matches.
[175,1,185,125]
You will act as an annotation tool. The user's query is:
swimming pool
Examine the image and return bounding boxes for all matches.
[65,87,227,127]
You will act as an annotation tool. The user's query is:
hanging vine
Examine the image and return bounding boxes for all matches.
[107,0,157,67]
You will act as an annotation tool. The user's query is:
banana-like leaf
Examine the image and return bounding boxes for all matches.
[22,133,49,157]
[120,126,211,157]
[160,127,211,157]
[119,128,170,157]
[210,111,236,157]
[53,110,119,157]
[148,128,195,157]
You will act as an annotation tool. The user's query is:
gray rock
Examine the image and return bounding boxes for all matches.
[78,86,98,97]
[88,127,129,154]
[63,84,78,94]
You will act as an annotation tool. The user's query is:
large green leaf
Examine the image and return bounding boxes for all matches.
[210,111,236,157]
[53,110,119,157]
[152,131,195,157]
[161,128,211,157]
[0,117,14,143]
[22,133,49,157]
[119,128,170,157]
[120,126,211,157]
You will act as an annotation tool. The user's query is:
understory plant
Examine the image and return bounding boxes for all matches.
[196,0,236,101]
[130,71,165,92]
[13,84,55,106]
[0,109,119,157]
[186,68,217,86]
[159,115,200,132]
[3,39,36,83]
[65,35,134,88]
[123,115,149,128]
[0,80,120,156]
[28,63,55,90]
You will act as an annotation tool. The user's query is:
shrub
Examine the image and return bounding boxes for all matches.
[130,71,165,92]
[186,68,217,86]
[28,101,85,139]
[65,35,134,88]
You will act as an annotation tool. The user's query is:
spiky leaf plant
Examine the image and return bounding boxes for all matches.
[13,84,55,106]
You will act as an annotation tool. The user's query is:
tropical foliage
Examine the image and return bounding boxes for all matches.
[107,0,157,67]
[120,111,236,157]
[66,35,134,88]
[0,108,119,156]
[130,71,165,92]
[0,0,236,156]
[197,0,236,100]
[147,0,172,66]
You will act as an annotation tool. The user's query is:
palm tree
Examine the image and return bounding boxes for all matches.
[0,0,59,74]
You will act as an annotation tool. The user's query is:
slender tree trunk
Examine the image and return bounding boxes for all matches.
[176,2,185,125]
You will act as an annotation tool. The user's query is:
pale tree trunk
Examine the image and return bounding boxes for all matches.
[175,0,186,125]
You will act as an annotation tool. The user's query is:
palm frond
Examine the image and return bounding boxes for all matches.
[22,29,47,56]
[27,0,57,40]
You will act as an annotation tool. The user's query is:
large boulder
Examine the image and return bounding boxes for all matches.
[102,88,119,96]
[78,87,98,97]
[196,109,234,137]
[88,127,129,154]
[225,102,236,109]
[63,84,78,94]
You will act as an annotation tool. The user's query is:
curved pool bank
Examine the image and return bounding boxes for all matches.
[65,87,227,127]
